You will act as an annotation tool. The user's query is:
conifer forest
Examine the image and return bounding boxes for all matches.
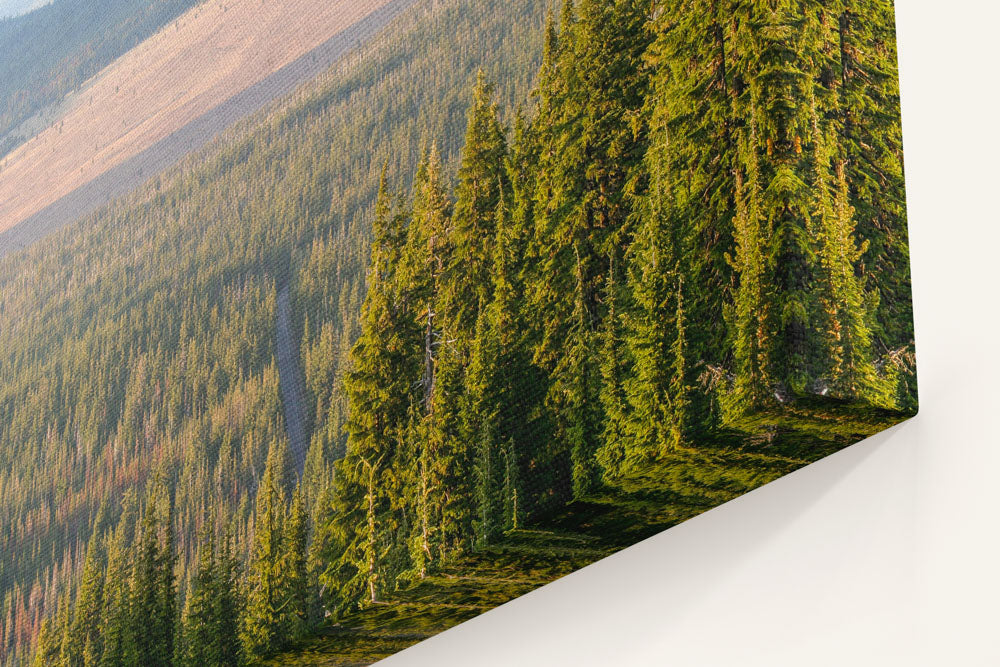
[0,0,915,664]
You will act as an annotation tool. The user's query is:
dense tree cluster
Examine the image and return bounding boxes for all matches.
[317,0,915,617]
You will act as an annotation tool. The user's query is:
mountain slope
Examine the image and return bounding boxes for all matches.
[0,0,413,253]
[0,0,546,663]
[0,0,202,155]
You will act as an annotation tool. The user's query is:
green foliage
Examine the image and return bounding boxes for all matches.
[179,519,241,667]
[266,399,908,665]
[644,0,913,419]
[448,71,510,335]
[311,0,915,627]
[525,0,655,501]
[241,441,289,659]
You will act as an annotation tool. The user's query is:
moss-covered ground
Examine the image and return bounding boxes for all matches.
[266,400,911,665]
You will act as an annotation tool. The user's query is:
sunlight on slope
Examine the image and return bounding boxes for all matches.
[0,0,391,234]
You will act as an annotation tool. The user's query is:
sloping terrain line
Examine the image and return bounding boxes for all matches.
[277,283,310,478]
[0,0,411,249]
[0,0,415,257]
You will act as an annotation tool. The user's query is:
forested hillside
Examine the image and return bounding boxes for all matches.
[0,0,546,663]
[0,0,202,157]
[298,0,914,659]
[307,0,915,649]
[1,0,914,665]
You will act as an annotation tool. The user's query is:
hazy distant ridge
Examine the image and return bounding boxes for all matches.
[0,0,416,258]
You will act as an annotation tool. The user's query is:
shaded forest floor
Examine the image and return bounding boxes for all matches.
[265,399,912,666]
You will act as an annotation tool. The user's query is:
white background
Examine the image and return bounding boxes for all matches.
[382,1,1000,664]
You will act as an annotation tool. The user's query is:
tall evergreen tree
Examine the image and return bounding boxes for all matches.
[68,532,105,667]
[447,70,510,337]
[180,522,219,667]
[213,528,243,666]
[130,477,175,667]
[242,440,289,659]
[99,492,137,667]
[644,0,739,382]
[464,197,531,543]
[406,146,477,558]
[180,519,242,667]
[726,113,772,415]
[467,308,503,547]
[527,0,654,498]
[834,0,910,352]
[596,256,631,478]
[282,486,311,640]
[812,121,885,404]
[622,206,690,460]
[441,72,516,548]
[321,171,418,612]
[32,615,60,667]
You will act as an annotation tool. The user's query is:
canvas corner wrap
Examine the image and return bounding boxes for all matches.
[0,0,916,665]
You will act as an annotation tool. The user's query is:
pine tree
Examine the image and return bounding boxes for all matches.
[213,528,243,667]
[242,440,289,659]
[180,522,218,667]
[812,114,885,403]
[834,0,911,352]
[645,0,739,380]
[131,477,175,667]
[596,256,631,479]
[178,518,242,667]
[500,108,548,525]
[31,617,60,667]
[405,403,433,580]
[565,247,602,498]
[404,146,476,559]
[55,589,72,667]
[68,532,105,667]
[466,198,532,539]
[158,494,176,667]
[447,70,509,337]
[360,454,384,606]
[435,69,512,551]
[726,112,772,415]
[282,486,310,640]
[623,211,690,459]
[527,0,653,499]
[647,0,898,412]
[739,0,843,395]
[99,492,137,667]
[467,308,502,547]
[320,171,418,612]
[427,314,474,556]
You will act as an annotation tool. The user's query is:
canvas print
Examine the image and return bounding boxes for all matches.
[0,0,916,665]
